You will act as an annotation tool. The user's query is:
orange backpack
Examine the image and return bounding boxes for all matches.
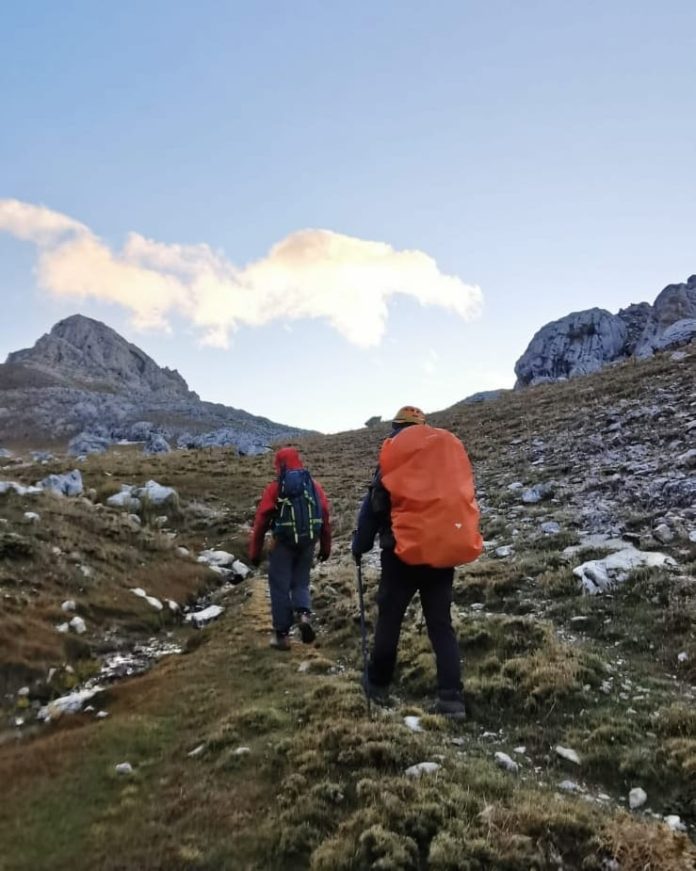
[380,425,483,568]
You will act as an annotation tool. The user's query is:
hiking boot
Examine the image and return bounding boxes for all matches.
[361,672,390,704]
[430,693,467,720]
[297,612,316,644]
[269,632,291,651]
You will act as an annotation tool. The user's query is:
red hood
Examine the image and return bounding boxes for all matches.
[274,447,303,473]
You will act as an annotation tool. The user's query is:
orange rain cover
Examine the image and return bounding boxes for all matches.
[380,425,483,568]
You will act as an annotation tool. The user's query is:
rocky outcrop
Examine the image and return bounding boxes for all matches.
[0,314,307,452]
[7,315,193,397]
[515,276,696,387]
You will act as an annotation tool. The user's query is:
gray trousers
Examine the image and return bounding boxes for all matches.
[268,540,315,633]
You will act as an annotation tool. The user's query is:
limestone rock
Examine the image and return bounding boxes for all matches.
[514,276,696,387]
[39,469,83,497]
[574,547,676,595]
[494,752,519,774]
[515,308,627,387]
[405,761,441,778]
[629,787,647,810]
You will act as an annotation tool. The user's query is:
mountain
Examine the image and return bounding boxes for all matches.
[0,314,307,453]
[515,275,696,387]
[6,315,194,397]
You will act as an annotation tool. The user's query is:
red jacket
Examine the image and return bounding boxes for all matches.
[249,447,331,562]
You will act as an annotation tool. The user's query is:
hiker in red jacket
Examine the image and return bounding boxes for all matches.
[249,447,331,650]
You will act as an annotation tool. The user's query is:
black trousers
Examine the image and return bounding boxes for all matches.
[368,549,462,695]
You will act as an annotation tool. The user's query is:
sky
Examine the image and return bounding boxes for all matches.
[1,1,694,433]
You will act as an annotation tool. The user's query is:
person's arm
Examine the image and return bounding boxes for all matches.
[248,481,278,564]
[315,481,332,559]
[352,469,387,558]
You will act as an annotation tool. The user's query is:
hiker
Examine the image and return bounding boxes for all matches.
[352,406,482,718]
[249,446,331,650]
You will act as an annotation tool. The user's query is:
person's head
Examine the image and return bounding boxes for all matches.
[274,445,303,474]
[392,405,426,430]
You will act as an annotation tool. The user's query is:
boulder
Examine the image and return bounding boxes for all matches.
[144,433,171,455]
[39,469,83,498]
[69,431,111,456]
[134,480,178,508]
[573,547,676,595]
[653,318,696,351]
[185,605,224,627]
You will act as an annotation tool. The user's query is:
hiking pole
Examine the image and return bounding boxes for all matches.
[355,555,372,720]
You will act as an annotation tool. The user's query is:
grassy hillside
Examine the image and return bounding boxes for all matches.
[0,346,695,869]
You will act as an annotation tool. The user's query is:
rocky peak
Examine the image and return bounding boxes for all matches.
[6,314,195,397]
[515,276,696,387]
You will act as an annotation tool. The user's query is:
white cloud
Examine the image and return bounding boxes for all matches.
[0,199,483,347]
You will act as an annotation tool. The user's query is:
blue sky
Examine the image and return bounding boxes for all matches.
[1,1,694,432]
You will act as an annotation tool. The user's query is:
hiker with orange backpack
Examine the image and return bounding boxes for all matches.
[250,447,331,650]
[352,406,482,718]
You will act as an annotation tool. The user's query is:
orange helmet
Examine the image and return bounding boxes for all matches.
[392,405,426,426]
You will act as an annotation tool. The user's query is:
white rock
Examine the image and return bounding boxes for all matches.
[56,622,69,634]
[494,752,519,773]
[231,559,251,579]
[558,780,581,792]
[51,546,62,555]
[69,616,87,635]
[127,513,142,526]
[404,716,423,733]
[405,761,441,778]
[176,546,190,558]
[107,489,142,512]
[197,549,235,567]
[629,787,647,810]
[540,521,561,535]
[134,480,178,506]
[61,600,76,613]
[689,530,696,544]
[130,588,163,611]
[38,688,101,720]
[17,686,30,697]
[95,710,109,720]
[233,746,251,756]
[653,523,674,544]
[678,652,689,664]
[39,470,83,498]
[79,565,93,578]
[494,545,514,559]
[185,605,224,627]
[574,547,676,595]
[555,745,581,765]
[513,745,526,754]
[23,511,40,523]
[166,599,179,613]
[188,744,206,758]
[0,481,42,496]
[115,762,133,775]
[664,814,686,832]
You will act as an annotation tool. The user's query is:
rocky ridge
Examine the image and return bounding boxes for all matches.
[0,314,307,454]
[515,275,696,386]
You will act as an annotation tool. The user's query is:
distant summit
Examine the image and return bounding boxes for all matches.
[7,314,195,398]
[0,314,307,453]
[515,275,696,387]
